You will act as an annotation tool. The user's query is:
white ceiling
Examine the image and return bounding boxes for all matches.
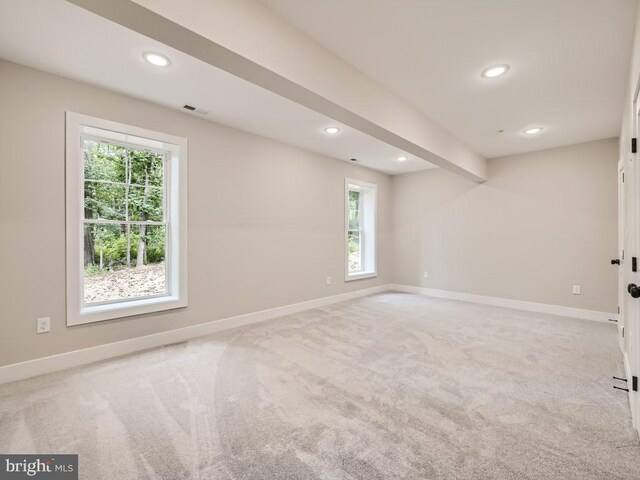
[261,0,637,158]
[0,0,434,175]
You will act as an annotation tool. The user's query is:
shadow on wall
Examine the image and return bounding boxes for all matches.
[392,138,618,313]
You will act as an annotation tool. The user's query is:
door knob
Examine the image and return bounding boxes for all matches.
[611,258,620,265]
[628,283,640,298]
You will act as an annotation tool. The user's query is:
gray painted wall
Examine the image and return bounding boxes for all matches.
[0,60,392,367]
[391,138,619,313]
[0,59,620,368]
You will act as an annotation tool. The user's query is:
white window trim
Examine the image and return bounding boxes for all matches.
[66,112,188,326]
[345,178,377,281]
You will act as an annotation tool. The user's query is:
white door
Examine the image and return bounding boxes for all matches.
[623,99,640,427]
[617,161,626,352]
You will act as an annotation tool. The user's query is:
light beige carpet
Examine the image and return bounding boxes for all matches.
[1,292,639,479]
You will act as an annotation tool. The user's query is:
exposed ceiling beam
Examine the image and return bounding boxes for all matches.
[67,0,487,182]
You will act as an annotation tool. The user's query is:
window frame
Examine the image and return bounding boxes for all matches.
[345,178,377,281]
[66,112,188,326]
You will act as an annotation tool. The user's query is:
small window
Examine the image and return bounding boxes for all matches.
[345,178,377,281]
[66,113,187,325]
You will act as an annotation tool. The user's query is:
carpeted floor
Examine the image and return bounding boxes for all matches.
[1,292,639,479]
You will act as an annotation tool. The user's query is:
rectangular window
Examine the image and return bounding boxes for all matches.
[66,113,187,325]
[345,178,377,281]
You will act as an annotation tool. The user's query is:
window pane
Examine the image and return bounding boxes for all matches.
[129,149,164,186]
[83,140,165,222]
[128,184,164,222]
[84,181,127,221]
[84,139,127,182]
[349,190,360,230]
[348,230,362,272]
[128,149,165,222]
[83,224,167,304]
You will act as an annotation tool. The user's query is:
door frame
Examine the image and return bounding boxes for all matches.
[622,76,640,428]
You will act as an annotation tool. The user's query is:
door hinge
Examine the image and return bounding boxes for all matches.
[622,172,625,183]
[634,376,638,392]
[633,138,637,153]
[618,306,620,314]
[633,257,638,273]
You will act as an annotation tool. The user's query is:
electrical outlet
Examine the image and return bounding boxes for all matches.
[423,271,429,279]
[37,317,50,334]
[572,285,581,295]
[326,276,331,285]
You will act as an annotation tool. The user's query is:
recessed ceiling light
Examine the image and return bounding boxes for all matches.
[482,65,509,78]
[397,156,408,162]
[144,52,171,67]
[524,127,543,135]
[324,127,340,134]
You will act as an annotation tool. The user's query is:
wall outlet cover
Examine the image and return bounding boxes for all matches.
[572,285,581,295]
[37,317,50,334]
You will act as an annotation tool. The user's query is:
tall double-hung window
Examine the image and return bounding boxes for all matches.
[66,113,187,325]
[345,178,377,280]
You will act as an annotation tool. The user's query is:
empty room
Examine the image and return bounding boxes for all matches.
[2,0,640,478]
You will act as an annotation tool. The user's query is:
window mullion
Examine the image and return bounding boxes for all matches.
[84,219,166,226]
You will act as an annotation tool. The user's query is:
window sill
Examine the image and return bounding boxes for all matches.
[68,295,187,326]
[345,271,377,282]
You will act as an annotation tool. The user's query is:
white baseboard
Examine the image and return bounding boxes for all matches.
[390,284,617,323]
[0,284,390,385]
[0,284,619,385]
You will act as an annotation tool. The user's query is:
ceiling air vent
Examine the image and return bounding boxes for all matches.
[182,104,209,115]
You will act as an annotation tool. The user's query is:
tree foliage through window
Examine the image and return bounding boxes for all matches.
[82,139,167,303]
[348,190,362,272]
